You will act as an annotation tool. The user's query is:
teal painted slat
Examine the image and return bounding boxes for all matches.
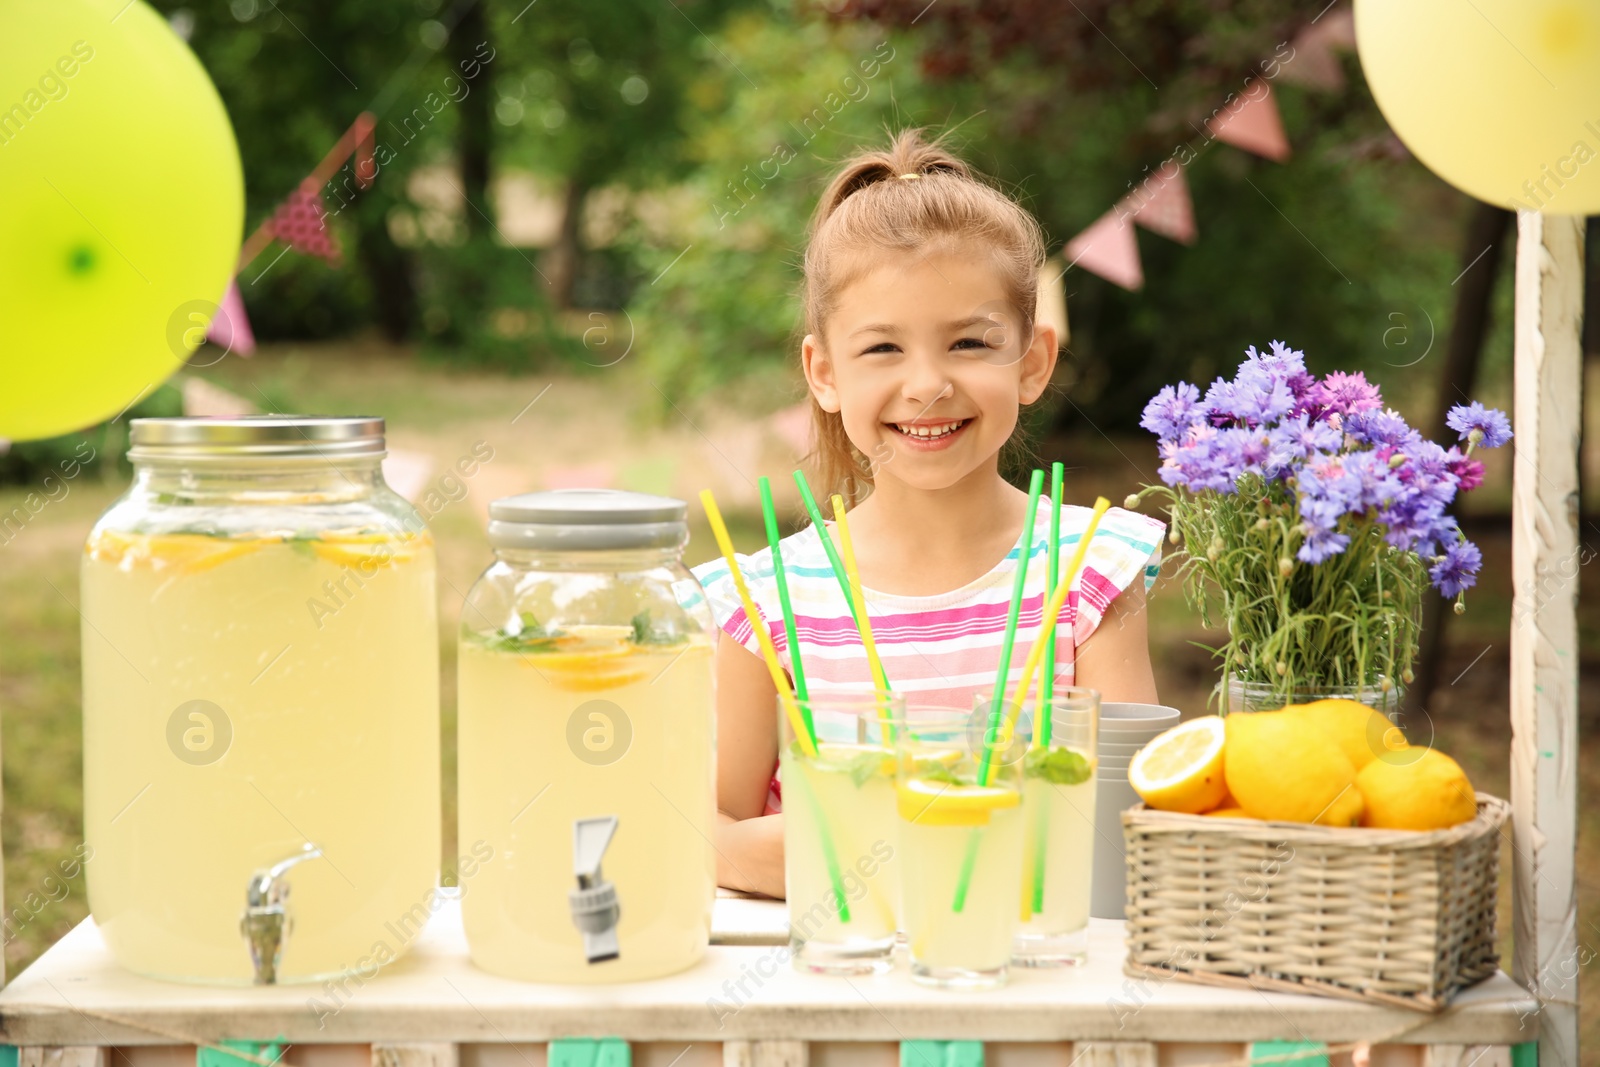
[1248,1042,1327,1067]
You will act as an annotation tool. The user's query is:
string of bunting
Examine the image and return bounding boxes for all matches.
[1062,11,1354,291]
[205,112,378,354]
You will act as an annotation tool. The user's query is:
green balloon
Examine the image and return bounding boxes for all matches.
[0,0,244,442]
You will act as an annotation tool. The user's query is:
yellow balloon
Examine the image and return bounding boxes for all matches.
[0,0,243,442]
[1355,0,1600,215]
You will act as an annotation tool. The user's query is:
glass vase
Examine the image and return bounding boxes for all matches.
[1216,674,1401,716]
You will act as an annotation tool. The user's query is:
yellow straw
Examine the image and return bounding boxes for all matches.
[700,490,818,757]
[830,496,894,739]
[828,495,891,696]
[993,497,1111,756]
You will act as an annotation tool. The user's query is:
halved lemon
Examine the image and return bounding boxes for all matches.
[896,777,1020,826]
[1127,716,1228,814]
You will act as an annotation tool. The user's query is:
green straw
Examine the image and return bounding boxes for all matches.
[954,469,1045,914]
[759,477,813,738]
[1026,464,1066,917]
[793,472,863,634]
[1029,792,1049,915]
[1039,462,1064,749]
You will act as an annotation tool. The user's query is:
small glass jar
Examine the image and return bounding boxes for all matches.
[81,416,440,985]
[1217,675,1401,716]
[457,489,716,983]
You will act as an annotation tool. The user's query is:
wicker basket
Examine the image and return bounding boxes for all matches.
[1121,793,1509,1011]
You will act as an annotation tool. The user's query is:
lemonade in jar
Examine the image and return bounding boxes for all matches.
[457,490,716,983]
[81,417,440,984]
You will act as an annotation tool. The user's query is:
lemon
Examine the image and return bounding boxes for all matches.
[1224,709,1364,826]
[1286,698,1405,770]
[1355,747,1478,830]
[896,778,1020,826]
[1203,806,1257,819]
[1127,716,1228,814]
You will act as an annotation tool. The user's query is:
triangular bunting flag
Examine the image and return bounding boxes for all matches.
[1120,167,1197,246]
[1063,210,1144,291]
[1280,10,1355,91]
[205,278,256,356]
[269,178,341,265]
[1207,79,1291,162]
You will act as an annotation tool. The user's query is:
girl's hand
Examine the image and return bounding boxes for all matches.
[715,811,785,897]
[1073,579,1160,704]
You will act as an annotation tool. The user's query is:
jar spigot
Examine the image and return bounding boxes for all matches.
[240,843,322,985]
[570,816,621,964]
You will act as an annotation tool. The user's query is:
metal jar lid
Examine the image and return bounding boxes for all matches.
[488,489,688,552]
[128,416,386,461]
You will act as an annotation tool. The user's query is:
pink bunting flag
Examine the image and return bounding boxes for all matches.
[1119,167,1197,246]
[1207,80,1291,162]
[1280,10,1355,91]
[205,278,256,356]
[1063,210,1144,291]
[269,178,341,265]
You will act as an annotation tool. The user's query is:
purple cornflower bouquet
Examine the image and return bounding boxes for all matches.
[1126,341,1511,705]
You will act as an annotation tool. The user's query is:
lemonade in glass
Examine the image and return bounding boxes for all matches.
[1013,687,1099,966]
[894,707,1025,988]
[780,690,904,974]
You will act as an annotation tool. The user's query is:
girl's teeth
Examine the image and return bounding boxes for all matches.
[897,420,964,438]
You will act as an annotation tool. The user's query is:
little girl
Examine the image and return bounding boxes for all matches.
[688,128,1166,897]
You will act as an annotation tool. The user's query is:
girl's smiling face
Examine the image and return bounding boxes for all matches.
[802,244,1057,492]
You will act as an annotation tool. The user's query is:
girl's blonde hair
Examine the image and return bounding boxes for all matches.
[801,127,1049,508]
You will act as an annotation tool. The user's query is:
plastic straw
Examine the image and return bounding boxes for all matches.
[1029,796,1049,916]
[830,495,894,736]
[1029,465,1063,915]
[792,472,892,694]
[975,469,1046,788]
[700,489,851,922]
[699,490,817,758]
[759,477,814,738]
[1038,462,1065,751]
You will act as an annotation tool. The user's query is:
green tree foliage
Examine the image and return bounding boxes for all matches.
[619,9,933,401]
[623,0,1472,433]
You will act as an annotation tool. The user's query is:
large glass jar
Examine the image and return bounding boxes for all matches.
[81,416,440,984]
[457,489,715,983]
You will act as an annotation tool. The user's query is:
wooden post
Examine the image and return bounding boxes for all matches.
[1509,210,1585,1067]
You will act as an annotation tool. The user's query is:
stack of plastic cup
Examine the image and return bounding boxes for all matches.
[1090,703,1182,920]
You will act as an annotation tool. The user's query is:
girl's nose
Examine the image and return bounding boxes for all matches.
[902,363,954,407]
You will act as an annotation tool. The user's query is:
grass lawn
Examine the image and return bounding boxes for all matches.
[0,341,1593,1048]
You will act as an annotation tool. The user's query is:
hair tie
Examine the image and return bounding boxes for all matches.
[898,172,922,180]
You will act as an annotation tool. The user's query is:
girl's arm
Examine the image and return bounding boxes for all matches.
[713,628,787,897]
[1071,579,1160,705]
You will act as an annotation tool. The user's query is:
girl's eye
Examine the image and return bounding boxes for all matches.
[954,337,991,350]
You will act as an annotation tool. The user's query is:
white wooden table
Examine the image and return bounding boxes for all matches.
[0,891,1537,1066]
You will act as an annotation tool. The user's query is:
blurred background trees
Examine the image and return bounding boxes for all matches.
[136,0,1507,427]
